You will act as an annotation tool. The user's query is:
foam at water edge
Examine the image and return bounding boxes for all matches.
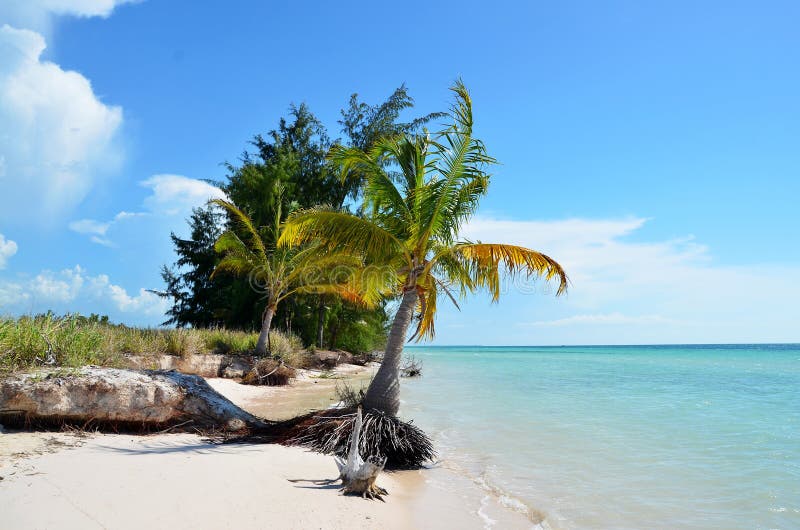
[440,458,551,527]
[477,495,497,528]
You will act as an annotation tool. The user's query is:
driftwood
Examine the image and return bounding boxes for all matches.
[0,367,266,432]
[241,358,296,386]
[335,406,388,500]
[400,356,422,377]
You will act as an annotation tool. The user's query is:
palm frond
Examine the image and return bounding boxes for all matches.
[284,252,361,288]
[374,135,433,200]
[212,254,257,279]
[435,243,568,301]
[280,208,410,267]
[409,276,437,342]
[290,283,372,307]
[414,84,495,249]
[211,231,263,279]
[447,79,474,135]
[211,199,267,260]
[328,142,411,221]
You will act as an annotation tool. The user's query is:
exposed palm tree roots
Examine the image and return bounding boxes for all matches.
[223,406,436,470]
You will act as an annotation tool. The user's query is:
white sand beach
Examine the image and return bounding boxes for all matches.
[0,366,533,530]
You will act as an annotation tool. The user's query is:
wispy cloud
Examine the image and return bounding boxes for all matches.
[68,219,112,246]
[69,175,225,246]
[429,215,800,344]
[523,313,673,327]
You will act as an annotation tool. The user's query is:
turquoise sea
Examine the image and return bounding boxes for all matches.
[401,345,800,530]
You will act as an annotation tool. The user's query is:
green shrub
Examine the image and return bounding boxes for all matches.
[201,328,257,354]
[0,314,306,374]
[0,314,123,372]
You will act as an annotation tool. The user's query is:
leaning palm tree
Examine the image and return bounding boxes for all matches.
[210,193,377,357]
[280,81,568,416]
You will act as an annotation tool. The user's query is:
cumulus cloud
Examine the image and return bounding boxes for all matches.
[0,233,18,269]
[0,1,136,34]
[1,265,168,319]
[0,24,124,225]
[69,175,226,245]
[430,216,800,344]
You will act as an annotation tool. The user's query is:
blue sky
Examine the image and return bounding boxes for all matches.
[1,0,798,344]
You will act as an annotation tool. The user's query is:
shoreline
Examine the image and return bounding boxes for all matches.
[0,363,533,529]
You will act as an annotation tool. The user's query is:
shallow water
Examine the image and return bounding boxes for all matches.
[401,344,800,530]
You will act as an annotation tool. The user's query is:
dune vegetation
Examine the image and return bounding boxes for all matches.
[0,312,302,374]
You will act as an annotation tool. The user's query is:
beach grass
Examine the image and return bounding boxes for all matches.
[0,313,303,374]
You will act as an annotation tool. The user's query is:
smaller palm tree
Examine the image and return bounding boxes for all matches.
[210,192,375,357]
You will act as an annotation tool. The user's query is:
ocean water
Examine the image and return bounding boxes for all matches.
[400,345,800,530]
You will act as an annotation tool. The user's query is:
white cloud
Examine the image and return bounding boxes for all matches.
[68,218,111,236]
[140,174,227,215]
[431,215,800,344]
[69,175,226,245]
[0,1,136,34]
[1,265,168,319]
[0,281,28,307]
[524,312,673,327]
[105,283,165,315]
[30,265,84,302]
[0,233,18,269]
[0,24,124,225]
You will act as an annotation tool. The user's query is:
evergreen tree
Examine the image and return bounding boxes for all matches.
[156,204,231,327]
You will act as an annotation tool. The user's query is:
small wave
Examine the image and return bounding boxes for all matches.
[439,457,549,527]
[477,495,497,528]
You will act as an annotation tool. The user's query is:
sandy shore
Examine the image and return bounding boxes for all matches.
[0,433,417,529]
[0,364,533,529]
[207,363,377,421]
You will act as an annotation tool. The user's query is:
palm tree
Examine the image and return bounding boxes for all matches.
[210,192,376,357]
[280,81,568,416]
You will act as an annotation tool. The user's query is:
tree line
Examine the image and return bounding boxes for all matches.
[156,86,442,353]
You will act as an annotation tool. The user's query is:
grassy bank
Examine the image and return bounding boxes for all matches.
[0,313,303,374]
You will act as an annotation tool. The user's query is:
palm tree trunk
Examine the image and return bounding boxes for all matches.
[316,298,325,348]
[255,304,276,357]
[362,288,418,416]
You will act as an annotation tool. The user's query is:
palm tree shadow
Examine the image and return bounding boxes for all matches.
[97,442,264,456]
[287,477,341,490]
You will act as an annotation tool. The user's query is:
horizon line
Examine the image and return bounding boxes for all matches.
[408,342,800,348]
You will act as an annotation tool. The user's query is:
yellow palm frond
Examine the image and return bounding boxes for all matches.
[290,267,393,309]
[284,252,361,287]
[291,283,372,307]
[280,208,410,267]
[436,243,568,301]
[409,274,438,342]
